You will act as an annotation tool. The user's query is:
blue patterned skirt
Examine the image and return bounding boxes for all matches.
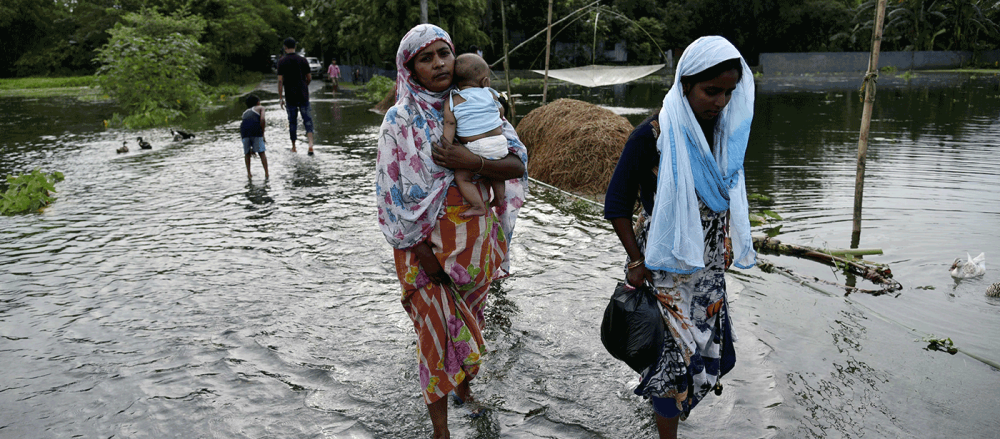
[629,205,736,420]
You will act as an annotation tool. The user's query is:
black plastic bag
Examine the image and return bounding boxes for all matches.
[600,282,664,373]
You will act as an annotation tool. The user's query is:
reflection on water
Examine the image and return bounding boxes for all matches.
[245,181,273,206]
[1,74,999,438]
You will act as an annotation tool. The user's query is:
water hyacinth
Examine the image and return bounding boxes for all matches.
[0,169,64,215]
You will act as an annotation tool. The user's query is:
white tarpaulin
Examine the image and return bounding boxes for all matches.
[531,64,667,87]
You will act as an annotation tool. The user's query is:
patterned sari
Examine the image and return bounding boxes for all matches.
[375,24,528,404]
[631,206,736,419]
[393,185,506,403]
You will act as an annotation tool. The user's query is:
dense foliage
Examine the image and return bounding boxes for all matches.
[0,169,65,215]
[4,0,997,80]
[361,75,395,103]
[303,0,998,69]
[95,10,208,128]
[1,0,303,81]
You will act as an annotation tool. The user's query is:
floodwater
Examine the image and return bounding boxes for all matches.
[1,72,999,438]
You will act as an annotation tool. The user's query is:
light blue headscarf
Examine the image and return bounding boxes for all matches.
[645,36,756,274]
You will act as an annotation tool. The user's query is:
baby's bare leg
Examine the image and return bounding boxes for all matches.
[489,179,506,209]
[455,168,488,217]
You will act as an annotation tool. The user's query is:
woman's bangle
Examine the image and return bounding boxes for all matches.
[627,258,645,270]
[476,156,485,174]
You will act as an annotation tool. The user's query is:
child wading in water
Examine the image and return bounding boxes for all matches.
[241,94,269,179]
[443,53,507,217]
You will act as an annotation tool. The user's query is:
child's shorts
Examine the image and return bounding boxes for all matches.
[242,137,266,155]
[465,135,508,160]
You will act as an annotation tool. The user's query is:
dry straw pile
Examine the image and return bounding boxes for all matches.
[516,98,634,194]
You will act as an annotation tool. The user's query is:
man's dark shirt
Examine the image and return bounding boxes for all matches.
[277,53,310,106]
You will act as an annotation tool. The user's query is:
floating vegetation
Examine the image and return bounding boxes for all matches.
[920,335,958,355]
[528,177,604,220]
[748,193,782,227]
[0,169,65,215]
[753,237,899,295]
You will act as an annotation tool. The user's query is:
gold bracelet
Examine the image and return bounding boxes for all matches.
[626,258,645,270]
[476,156,485,174]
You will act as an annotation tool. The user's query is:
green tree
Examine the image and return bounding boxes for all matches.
[309,0,490,69]
[0,0,70,77]
[685,0,854,62]
[938,0,999,50]
[95,9,208,128]
[844,0,998,52]
[884,0,948,50]
[154,0,302,82]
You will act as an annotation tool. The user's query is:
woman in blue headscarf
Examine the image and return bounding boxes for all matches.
[604,36,756,439]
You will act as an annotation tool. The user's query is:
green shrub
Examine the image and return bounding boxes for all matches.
[95,9,208,129]
[361,75,394,103]
[1,169,65,215]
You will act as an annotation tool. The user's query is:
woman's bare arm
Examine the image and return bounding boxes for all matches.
[411,241,450,285]
[610,217,654,287]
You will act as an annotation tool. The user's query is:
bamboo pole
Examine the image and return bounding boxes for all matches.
[592,11,600,64]
[499,0,516,125]
[827,248,883,257]
[542,0,553,104]
[752,236,901,292]
[852,0,888,243]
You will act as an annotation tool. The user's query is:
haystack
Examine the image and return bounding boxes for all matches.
[516,98,634,195]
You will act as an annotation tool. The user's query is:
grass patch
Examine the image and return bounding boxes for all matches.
[1,87,104,99]
[0,76,96,90]
[921,68,1000,74]
[0,76,102,99]
[330,81,363,91]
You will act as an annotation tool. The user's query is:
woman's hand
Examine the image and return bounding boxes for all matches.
[432,136,476,170]
[611,217,654,287]
[412,241,451,285]
[627,264,654,288]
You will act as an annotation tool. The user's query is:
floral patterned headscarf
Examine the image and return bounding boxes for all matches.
[375,24,528,273]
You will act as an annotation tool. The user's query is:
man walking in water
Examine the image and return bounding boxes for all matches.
[276,37,314,155]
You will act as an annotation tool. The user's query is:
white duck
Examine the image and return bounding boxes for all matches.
[949,252,985,278]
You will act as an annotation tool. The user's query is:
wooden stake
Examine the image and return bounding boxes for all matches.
[853,0,888,242]
[542,0,553,104]
[592,11,600,64]
[500,0,516,125]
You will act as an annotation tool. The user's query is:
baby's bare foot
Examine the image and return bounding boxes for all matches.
[460,206,488,217]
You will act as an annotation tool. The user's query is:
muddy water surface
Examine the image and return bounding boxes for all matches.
[1,73,999,438]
